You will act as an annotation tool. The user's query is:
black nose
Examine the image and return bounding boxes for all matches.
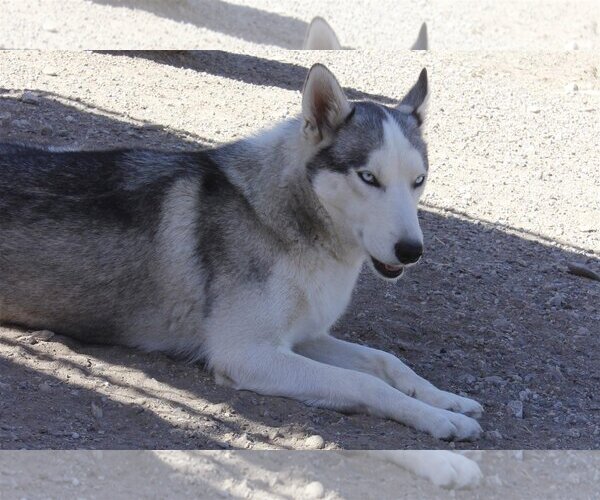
[395,241,423,264]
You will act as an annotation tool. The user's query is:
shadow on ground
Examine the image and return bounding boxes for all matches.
[99,50,399,105]
[2,450,600,498]
[91,0,308,48]
[0,70,598,450]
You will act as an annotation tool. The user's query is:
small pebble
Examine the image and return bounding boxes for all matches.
[565,83,579,93]
[507,400,524,418]
[565,41,579,50]
[91,402,103,419]
[305,481,325,499]
[12,119,30,128]
[269,429,282,440]
[42,21,58,33]
[305,434,325,450]
[483,375,506,385]
[459,373,477,385]
[42,66,58,76]
[546,293,565,308]
[519,389,532,401]
[39,382,52,393]
[71,432,80,439]
[486,429,503,440]
[20,91,40,105]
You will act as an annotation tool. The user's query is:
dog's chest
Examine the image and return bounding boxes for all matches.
[285,258,362,341]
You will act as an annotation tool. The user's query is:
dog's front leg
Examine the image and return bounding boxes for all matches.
[210,343,481,441]
[365,450,482,489]
[295,336,483,417]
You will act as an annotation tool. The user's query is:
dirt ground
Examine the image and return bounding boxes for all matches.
[2,450,600,499]
[0,0,598,51]
[0,49,599,451]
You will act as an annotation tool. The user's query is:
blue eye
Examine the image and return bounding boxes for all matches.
[358,171,380,187]
[414,175,426,188]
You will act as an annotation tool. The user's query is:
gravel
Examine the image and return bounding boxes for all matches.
[0,49,598,450]
[0,0,598,51]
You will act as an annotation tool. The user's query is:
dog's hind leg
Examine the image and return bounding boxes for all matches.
[294,336,483,418]
[209,343,481,441]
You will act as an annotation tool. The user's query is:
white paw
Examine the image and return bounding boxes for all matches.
[423,410,482,441]
[421,451,483,489]
[419,389,484,418]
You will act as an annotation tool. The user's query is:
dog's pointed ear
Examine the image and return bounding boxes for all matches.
[302,63,352,141]
[397,68,429,126]
[410,22,428,51]
[303,17,342,50]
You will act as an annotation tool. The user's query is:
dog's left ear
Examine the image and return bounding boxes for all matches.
[302,63,353,142]
[398,68,429,127]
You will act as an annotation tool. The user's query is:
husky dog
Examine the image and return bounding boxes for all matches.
[0,63,482,440]
[303,17,428,50]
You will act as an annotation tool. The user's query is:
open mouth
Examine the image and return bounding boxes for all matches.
[370,257,404,279]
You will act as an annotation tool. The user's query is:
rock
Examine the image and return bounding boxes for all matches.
[42,21,58,33]
[20,91,40,105]
[565,41,579,50]
[42,66,58,76]
[41,125,53,136]
[39,382,52,393]
[19,330,55,345]
[486,474,503,487]
[567,428,581,438]
[519,389,533,401]
[576,326,590,336]
[12,119,30,129]
[507,400,524,418]
[305,434,325,450]
[565,83,579,93]
[305,481,325,499]
[527,106,541,114]
[71,432,80,439]
[492,318,512,331]
[483,375,506,385]
[567,263,600,282]
[459,373,477,385]
[91,402,103,419]
[485,429,503,440]
[546,293,565,308]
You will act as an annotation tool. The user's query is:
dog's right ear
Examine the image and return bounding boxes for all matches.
[302,63,353,142]
[302,17,342,50]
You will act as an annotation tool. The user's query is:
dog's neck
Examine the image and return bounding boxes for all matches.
[210,118,362,265]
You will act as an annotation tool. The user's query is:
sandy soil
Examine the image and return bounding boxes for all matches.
[0,0,598,51]
[0,50,599,450]
[1,450,600,499]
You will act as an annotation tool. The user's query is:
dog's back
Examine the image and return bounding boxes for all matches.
[0,145,205,344]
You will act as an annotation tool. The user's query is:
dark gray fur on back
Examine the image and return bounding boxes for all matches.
[0,144,262,344]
